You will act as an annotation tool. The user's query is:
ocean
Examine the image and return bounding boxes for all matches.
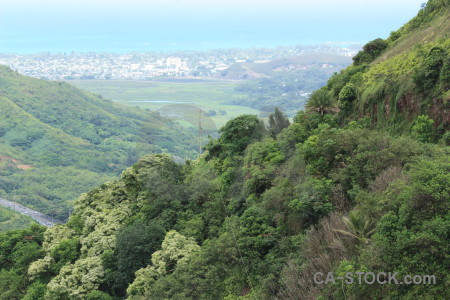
[0,31,347,54]
[0,0,425,54]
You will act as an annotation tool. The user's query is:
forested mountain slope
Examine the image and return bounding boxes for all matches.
[323,0,449,134]
[0,66,198,219]
[0,1,448,299]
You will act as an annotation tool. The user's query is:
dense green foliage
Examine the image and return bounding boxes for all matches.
[102,221,165,296]
[267,107,290,138]
[0,224,45,299]
[3,104,447,299]
[0,66,198,219]
[0,206,35,232]
[0,1,449,299]
[352,38,388,65]
[329,42,449,138]
[205,115,266,159]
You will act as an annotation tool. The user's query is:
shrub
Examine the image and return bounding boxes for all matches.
[338,83,357,111]
[205,115,266,159]
[85,290,113,300]
[441,131,450,146]
[353,38,388,65]
[413,47,447,92]
[411,115,435,143]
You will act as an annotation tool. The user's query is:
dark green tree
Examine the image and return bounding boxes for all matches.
[85,290,113,300]
[49,238,80,274]
[338,83,357,111]
[413,47,447,92]
[205,115,266,159]
[353,38,388,65]
[104,220,165,296]
[267,107,290,138]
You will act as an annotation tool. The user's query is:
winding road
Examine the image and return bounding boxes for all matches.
[0,198,65,227]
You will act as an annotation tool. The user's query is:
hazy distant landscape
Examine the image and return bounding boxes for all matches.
[70,80,257,129]
[0,1,448,299]
[1,45,354,122]
[0,45,357,80]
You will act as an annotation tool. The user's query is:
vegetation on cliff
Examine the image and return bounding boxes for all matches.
[0,1,448,299]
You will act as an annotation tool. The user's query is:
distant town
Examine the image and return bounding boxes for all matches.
[0,44,360,81]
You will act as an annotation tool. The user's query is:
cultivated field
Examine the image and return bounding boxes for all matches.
[70,79,260,129]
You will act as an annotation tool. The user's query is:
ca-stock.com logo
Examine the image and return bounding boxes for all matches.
[314,272,437,285]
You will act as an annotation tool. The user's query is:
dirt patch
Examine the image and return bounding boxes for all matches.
[17,165,34,170]
[0,156,34,170]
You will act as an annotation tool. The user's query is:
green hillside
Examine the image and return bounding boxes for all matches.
[324,0,449,135]
[0,65,198,219]
[0,1,448,299]
[0,206,35,232]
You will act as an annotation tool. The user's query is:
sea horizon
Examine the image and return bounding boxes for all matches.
[0,35,363,55]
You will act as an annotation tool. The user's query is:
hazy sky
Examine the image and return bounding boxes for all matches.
[0,0,427,52]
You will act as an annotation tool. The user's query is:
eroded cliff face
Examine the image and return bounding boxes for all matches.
[328,2,450,133]
[428,96,450,126]
[362,92,448,130]
[396,94,420,121]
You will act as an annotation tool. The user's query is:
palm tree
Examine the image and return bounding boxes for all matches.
[305,88,339,115]
[334,211,376,244]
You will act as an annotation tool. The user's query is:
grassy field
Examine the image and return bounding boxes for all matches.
[69,79,260,129]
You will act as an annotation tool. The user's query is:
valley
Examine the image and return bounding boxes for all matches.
[0,66,200,221]
[0,1,448,299]
[0,198,63,227]
[69,79,260,129]
[0,206,35,232]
